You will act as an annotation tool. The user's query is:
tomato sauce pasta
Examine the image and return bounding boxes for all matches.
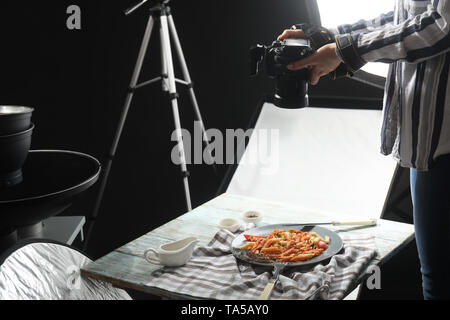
[238,229,330,262]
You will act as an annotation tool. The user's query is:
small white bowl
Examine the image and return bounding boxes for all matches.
[219,218,241,233]
[242,211,263,225]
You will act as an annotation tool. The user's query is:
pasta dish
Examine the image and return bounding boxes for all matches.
[238,229,330,263]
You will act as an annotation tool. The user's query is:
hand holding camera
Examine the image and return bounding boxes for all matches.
[250,23,353,109]
[277,28,341,86]
[288,43,341,85]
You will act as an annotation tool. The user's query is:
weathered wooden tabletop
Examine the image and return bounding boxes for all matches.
[81,193,415,299]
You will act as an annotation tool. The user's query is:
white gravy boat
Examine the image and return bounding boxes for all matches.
[144,237,199,267]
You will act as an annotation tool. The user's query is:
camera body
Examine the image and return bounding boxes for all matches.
[250,39,314,109]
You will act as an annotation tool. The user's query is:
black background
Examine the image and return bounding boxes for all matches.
[0,0,383,258]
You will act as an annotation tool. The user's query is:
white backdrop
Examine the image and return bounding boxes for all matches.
[227,103,398,219]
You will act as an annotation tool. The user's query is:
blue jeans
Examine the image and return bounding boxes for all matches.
[410,154,450,300]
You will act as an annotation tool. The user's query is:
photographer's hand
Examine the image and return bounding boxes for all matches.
[287,43,341,85]
[277,29,306,40]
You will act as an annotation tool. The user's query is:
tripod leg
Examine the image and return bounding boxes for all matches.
[160,12,193,212]
[160,24,170,92]
[112,15,155,155]
[167,14,217,172]
[84,15,156,252]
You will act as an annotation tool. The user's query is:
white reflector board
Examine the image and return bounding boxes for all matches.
[227,103,398,219]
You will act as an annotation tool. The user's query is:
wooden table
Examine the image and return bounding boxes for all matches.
[81,193,415,299]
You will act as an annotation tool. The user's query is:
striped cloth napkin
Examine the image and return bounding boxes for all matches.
[146,226,378,300]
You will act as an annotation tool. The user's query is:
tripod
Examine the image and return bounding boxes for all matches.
[83,1,214,251]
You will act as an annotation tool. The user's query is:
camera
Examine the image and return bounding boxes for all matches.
[250,39,315,109]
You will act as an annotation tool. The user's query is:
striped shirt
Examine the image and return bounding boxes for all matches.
[333,0,450,171]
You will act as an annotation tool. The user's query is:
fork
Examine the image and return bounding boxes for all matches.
[258,262,287,300]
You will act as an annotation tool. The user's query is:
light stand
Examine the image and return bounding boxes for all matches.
[84,0,215,251]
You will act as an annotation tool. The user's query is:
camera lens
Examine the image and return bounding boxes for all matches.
[273,70,309,109]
